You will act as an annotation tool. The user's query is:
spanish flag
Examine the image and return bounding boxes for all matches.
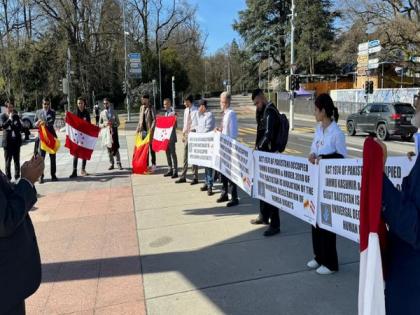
[39,123,60,154]
[132,132,150,174]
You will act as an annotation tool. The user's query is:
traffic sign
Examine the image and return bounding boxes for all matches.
[368,40,380,48]
[130,62,141,69]
[368,63,379,70]
[410,56,420,63]
[368,45,382,54]
[128,53,141,61]
[358,42,369,52]
[129,68,141,74]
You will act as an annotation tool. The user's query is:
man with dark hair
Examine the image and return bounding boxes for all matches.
[163,98,178,178]
[250,88,287,236]
[0,155,44,315]
[99,98,122,170]
[0,100,23,181]
[70,97,92,178]
[35,97,58,183]
[175,94,199,184]
[137,94,157,172]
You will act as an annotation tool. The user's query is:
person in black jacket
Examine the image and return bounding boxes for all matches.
[0,100,23,181]
[35,98,58,184]
[250,89,285,237]
[70,97,91,178]
[0,155,44,315]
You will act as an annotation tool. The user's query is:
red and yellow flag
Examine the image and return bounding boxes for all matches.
[39,123,60,154]
[132,132,150,174]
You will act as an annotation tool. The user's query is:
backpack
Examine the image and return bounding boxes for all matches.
[268,104,289,153]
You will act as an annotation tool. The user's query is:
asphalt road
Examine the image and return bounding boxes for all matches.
[126,95,417,159]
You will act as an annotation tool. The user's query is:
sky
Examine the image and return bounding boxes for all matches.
[188,0,247,55]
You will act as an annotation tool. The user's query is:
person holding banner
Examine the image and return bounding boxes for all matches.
[216,92,239,207]
[196,99,216,195]
[250,89,288,237]
[163,98,178,178]
[137,95,157,173]
[35,97,58,184]
[175,95,199,185]
[307,93,347,275]
[69,97,91,178]
[375,110,420,315]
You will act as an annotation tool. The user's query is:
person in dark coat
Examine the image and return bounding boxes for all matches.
[69,97,91,178]
[0,155,44,315]
[35,97,58,183]
[0,100,23,181]
[376,98,420,315]
[250,89,286,237]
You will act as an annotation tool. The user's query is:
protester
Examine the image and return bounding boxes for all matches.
[163,98,178,178]
[69,97,91,178]
[137,94,157,173]
[307,93,347,275]
[374,92,420,315]
[94,102,100,126]
[250,89,289,236]
[99,98,122,170]
[175,95,199,185]
[0,154,44,315]
[197,99,216,195]
[35,97,58,183]
[216,91,239,207]
[0,100,23,181]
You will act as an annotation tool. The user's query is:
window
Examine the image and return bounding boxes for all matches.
[394,104,415,114]
[361,105,371,114]
[370,105,382,113]
[382,105,390,112]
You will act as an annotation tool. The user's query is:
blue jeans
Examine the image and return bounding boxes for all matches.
[205,168,213,187]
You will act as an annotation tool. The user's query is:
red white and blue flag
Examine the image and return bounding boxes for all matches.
[65,112,100,160]
[152,116,176,152]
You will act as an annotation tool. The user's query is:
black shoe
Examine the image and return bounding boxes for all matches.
[171,173,178,179]
[39,177,44,184]
[227,199,239,207]
[207,187,213,196]
[217,195,229,203]
[164,170,173,177]
[69,171,77,179]
[200,184,208,191]
[118,163,123,170]
[263,227,280,237]
[108,165,114,170]
[175,177,186,183]
[250,217,269,225]
[51,176,59,182]
[190,179,199,185]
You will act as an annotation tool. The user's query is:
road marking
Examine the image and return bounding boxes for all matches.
[347,146,363,152]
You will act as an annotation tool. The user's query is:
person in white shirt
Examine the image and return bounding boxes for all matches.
[163,98,178,178]
[196,99,216,195]
[307,93,347,275]
[175,95,199,184]
[216,91,239,207]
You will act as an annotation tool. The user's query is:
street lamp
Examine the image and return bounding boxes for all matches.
[121,0,131,121]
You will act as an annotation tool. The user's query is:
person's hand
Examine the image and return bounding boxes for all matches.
[316,156,323,165]
[21,155,44,184]
[308,153,317,165]
[215,127,221,132]
[374,138,388,168]
[407,151,416,161]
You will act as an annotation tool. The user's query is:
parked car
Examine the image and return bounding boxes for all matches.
[20,111,36,129]
[346,103,418,141]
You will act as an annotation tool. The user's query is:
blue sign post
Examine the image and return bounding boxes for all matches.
[128,53,141,79]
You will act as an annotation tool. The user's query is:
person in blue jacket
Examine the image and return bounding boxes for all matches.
[376,98,420,315]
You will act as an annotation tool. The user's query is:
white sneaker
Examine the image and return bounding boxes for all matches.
[306,259,320,269]
[316,265,335,275]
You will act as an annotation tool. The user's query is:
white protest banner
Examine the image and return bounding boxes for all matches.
[415,133,420,155]
[212,132,221,172]
[318,157,415,243]
[187,132,216,168]
[318,159,363,242]
[253,151,318,226]
[217,133,253,195]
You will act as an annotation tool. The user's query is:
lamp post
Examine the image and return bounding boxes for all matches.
[122,0,130,121]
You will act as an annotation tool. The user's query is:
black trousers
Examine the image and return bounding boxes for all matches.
[221,175,238,200]
[4,301,25,315]
[73,156,87,170]
[312,225,338,271]
[149,143,156,166]
[4,146,20,180]
[40,149,56,178]
[259,200,280,229]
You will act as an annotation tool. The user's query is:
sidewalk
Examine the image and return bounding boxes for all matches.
[7,127,361,314]
[20,132,146,314]
[127,131,360,315]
